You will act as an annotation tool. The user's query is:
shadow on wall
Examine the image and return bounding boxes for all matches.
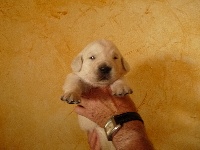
[128,54,200,149]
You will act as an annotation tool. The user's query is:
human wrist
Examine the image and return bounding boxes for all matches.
[112,121,144,141]
[112,121,153,150]
[104,112,144,141]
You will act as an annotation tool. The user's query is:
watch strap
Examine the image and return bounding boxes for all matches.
[114,112,144,125]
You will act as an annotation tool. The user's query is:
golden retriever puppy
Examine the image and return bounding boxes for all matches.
[61,39,132,149]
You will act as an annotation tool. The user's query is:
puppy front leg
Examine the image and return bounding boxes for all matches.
[61,73,83,104]
[110,78,133,97]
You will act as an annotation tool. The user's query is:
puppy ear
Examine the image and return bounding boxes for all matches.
[121,58,130,72]
[71,54,83,72]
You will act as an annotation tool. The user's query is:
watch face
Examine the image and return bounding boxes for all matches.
[107,121,114,131]
[104,117,122,141]
[105,120,114,134]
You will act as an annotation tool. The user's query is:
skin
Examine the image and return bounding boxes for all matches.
[75,87,154,150]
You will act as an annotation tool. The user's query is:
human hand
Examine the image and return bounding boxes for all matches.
[87,129,101,150]
[74,87,137,127]
[74,87,154,150]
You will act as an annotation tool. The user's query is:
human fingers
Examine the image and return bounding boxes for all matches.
[87,129,101,150]
[74,104,86,116]
[82,87,136,113]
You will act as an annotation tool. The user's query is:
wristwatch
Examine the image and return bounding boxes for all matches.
[104,112,144,141]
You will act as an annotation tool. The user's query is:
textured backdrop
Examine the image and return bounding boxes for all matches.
[1,0,200,149]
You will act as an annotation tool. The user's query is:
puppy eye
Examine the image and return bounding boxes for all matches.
[89,56,95,60]
[113,56,118,60]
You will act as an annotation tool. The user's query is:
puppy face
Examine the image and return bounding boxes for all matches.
[71,40,130,86]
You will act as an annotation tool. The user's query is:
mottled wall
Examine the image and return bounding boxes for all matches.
[0,0,200,149]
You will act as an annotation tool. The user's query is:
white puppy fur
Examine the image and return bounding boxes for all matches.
[61,39,132,150]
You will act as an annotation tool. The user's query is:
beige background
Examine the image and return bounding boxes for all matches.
[1,0,200,149]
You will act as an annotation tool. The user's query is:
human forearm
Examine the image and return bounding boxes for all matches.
[113,121,154,150]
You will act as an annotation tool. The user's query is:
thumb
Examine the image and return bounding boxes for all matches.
[74,105,85,116]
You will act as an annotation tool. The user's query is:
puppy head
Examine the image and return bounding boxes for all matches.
[71,39,130,86]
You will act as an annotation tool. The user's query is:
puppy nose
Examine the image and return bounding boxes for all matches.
[99,65,112,74]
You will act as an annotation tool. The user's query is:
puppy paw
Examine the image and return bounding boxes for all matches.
[61,92,81,104]
[111,82,133,97]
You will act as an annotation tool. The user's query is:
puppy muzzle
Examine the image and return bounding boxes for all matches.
[98,64,112,81]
